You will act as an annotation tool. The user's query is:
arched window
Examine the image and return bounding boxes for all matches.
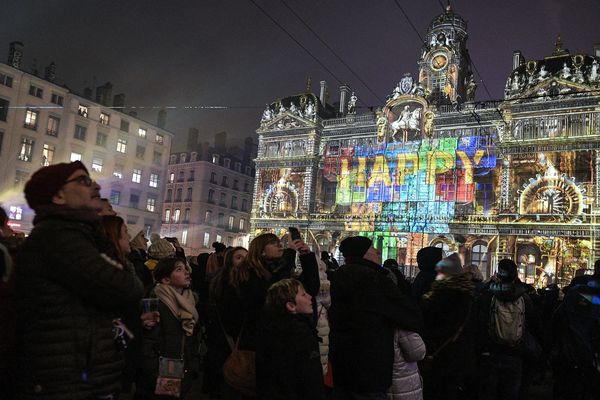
[432,240,450,253]
[175,188,182,202]
[166,189,172,201]
[471,242,488,271]
[173,209,181,223]
[164,209,171,222]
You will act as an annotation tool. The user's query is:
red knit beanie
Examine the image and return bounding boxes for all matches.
[24,161,89,211]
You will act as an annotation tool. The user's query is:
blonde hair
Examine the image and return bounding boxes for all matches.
[230,233,276,288]
[265,278,302,313]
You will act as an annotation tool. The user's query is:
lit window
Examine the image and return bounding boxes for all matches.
[184,208,190,222]
[216,234,222,243]
[46,116,60,136]
[212,154,219,164]
[50,93,63,106]
[173,209,181,223]
[205,210,212,223]
[149,173,159,188]
[92,157,103,172]
[181,154,186,163]
[96,132,107,147]
[203,232,210,247]
[153,151,162,165]
[42,144,55,166]
[28,85,43,98]
[24,109,38,130]
[138,128,147,138]
[228,215,234,229]
[132,169,142,183]
[116,138,127,153]
[18,137,34,162]
[120,119,129,132]
[70,152,82,162]
[8,206,22,220]
[110,190,121,205]
[239,218,245,231]
[136,145,145,159]
[155,134,164,145]
[472,243,488,272]
[78,104,88,118]
[181,230,188,246]
[0,73,13,87]
[165,209,171,222]
[146,197,156,212]
[74,125,87,140]
[99,112,110,125]
[113,164,123,179]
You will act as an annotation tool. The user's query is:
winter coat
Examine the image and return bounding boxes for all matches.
[388,329,426,400]
[329,257,423,393]
[316,258,331,372]
[15,213,144,400]
[136,294,199,399]
[256,313,326,400]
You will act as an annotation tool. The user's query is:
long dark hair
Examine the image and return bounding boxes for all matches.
[100,215,127,266]
[209,246,247,300]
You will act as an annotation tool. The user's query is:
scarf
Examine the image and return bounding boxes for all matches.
[154,283,199,336]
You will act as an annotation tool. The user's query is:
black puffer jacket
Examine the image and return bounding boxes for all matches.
[15,214,144,399]
[329,257,423,393]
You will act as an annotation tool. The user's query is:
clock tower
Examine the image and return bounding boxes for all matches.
[418,5,476,105]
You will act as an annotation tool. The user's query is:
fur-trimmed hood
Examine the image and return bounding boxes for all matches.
[424,272,475,301]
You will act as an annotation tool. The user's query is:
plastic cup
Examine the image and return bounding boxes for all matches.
[141,298,159,314]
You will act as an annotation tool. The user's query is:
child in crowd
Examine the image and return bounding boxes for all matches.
[256,278,325,400]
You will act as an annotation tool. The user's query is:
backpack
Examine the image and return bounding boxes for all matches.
[489,295,525,347]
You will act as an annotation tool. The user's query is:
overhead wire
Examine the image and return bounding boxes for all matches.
[280,0,384,104]
[391,0,423,43]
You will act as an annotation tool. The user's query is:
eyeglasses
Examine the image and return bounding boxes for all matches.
[64,175,94,187]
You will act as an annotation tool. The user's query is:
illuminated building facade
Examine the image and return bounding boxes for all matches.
[251,7,600,286]
[0,42,173,235]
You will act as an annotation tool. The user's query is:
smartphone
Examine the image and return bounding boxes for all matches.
[289,227,301,241]
[165,237,177,244]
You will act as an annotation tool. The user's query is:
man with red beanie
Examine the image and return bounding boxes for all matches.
[15,162,144,399]
[328,236,423,399]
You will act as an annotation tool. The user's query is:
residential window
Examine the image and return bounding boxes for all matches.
[112,164,123,179]
[0,73,13,87]
[203,232,210,248]
[24,109,38,130]
[165,209,171,222]
[99,112,110,125]
[116,138,127,153]
[166,189,172,202]
[0,131,4,154]
[70,152,82,162]
[184,208,190,222]
[138,127,147,138]
[186,187,192,201]
[180,154,186,163]
[126,215,138,225]
[228,215,234,230]
[136,145,145,159]
[144,224,152,238]
[28,84,43,98]
[224,158,231,168]
[210,172,217,183]
[155,134,164,145]
[153,151,162,165]
[205,210,212,223]
[239,218,246,231]
[175,188,182,202]
[222,176,228,187]
[169,172,175,183]
[0,98,8,121]
[42,143,55,166]
[471,243,488,272]
[96,132,107,147]
[178,171,184,181]
[233,179,239,190]
[220,192,226,205]
[231,196,237,209]
[208,189,215,202]
[74,125,87,140]
[181,230,188,246]
[244,181,250,192]
[146,196,156,212]
[14,170,29,186]
[218,213,224,226]
[242,199,248,211]
[92,157,103,172]
[78,104,88,118]
[129,194,140,209]
[234,162,241,172]
[18,137,34,162]
[212,154,219,164]
[9,206,22,220]
[188,169,195,181]
[245,166,251,175]
[46,116,60,136]
[110,190,121,205]
[120,119,129,132]
[173,209,181,223]
[149,173,159,188]
[216,234,222,243]
[50,93,63,106]
[170,155,177,164]
[132,169,142,183]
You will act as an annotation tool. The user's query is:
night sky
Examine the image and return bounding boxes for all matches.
[1,0,598,151]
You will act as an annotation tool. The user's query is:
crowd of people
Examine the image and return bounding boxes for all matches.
[0,160,599,400]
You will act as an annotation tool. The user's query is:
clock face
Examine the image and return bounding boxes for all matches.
[431,54,448,71]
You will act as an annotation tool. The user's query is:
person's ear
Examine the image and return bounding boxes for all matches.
[52,189,67,205]
[160,277,171,285]
[285,301,296,313]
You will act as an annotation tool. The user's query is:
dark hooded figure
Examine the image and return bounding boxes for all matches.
[412,247,443,302]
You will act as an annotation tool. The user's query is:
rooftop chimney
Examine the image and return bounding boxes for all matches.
[202,141,210,161]
[8,41,24,69]
[113,93,125,109]
[339,85,350,114]
[83,87,93,100]
[44,62,56,82]
[594,43,600,58]
[214,131,227,152]
[95,82,113,107]
[157,109,167,129]
[244,136,256,162]
[512,51,524,70]
[187,128,199,150]
[319,80,328,105]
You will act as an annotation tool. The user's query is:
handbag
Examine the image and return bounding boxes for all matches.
[215,303,256,396]
[154,332,185,398]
